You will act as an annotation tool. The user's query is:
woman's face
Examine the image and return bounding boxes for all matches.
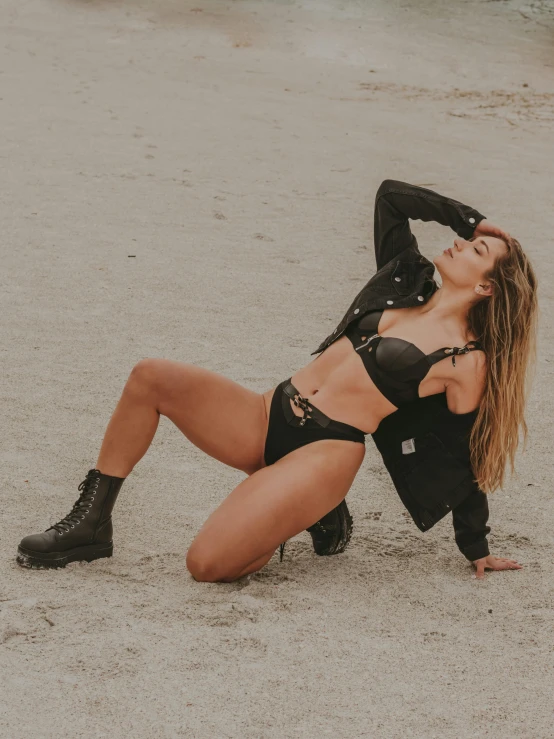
[433,234,508,293]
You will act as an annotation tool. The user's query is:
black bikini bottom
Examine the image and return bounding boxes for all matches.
[263,377,367,467]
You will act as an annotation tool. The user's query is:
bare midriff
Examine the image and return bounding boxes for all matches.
[287,334,398,434]
[262,306,467,435]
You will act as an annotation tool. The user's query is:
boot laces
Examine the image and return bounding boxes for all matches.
[46,469,101,535]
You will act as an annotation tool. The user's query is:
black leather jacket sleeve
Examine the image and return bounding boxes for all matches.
[451,481,491,561]
[374,180,488,271]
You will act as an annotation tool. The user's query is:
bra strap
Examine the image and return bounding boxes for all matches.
[427,340,485,367]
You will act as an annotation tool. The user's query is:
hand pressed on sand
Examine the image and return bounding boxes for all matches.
[472,554,523,579]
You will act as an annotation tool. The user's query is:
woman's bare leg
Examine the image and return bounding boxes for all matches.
[186,437,366,582]
[219,549,276,582]
[95,364,162,477]
[90,357,365,583]
[95,358,272,478]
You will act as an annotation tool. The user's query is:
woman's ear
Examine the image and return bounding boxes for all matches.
[475,282,493,297]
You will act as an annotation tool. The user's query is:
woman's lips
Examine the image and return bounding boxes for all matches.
[444,247,453,258]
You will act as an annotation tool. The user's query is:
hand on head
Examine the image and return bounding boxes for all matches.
[473,218,511,243]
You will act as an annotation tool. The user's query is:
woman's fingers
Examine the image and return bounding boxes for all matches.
[473,558,487,579]
[484,226,507,239]
[472,555,523,578]
[497,557,522,566]
[492,559,523,571]
[475,220,511,241]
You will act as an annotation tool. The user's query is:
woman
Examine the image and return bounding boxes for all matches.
[17,180,538,583]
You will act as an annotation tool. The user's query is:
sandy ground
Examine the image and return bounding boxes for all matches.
[1,0,553,736]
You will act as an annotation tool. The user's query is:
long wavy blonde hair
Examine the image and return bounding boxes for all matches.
[467,235,538,493]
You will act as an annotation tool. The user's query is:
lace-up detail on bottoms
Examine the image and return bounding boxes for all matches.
[291,392,314,427]
[46,469,101,535]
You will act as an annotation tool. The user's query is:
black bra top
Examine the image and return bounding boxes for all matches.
[344,309,485,408]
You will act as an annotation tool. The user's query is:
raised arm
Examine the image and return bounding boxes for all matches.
[374,179,487,271]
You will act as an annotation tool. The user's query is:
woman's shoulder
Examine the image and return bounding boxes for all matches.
[445,348,487,414]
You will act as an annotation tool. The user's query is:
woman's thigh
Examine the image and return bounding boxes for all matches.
[134,358,273,475]
[185,436,366,582]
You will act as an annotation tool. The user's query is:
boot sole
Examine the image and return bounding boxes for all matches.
[16,541,113,570]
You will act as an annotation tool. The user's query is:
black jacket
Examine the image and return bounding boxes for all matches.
[310,180,492,562]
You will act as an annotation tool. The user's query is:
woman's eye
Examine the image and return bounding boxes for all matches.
[474,247,480,255]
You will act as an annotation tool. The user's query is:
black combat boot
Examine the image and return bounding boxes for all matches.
[278,499,354,561]
[16,468,126,569]
[306,499,354,556]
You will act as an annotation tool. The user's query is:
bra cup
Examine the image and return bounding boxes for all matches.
[366,343,420,404]
[357,312,434,382]
[374,339,430,382]
[357,310,383,333]
[347,310,463,407]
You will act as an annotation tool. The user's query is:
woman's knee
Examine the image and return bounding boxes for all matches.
[185,545,225,582]
[129,357,160,383]
[126,358,169,402]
